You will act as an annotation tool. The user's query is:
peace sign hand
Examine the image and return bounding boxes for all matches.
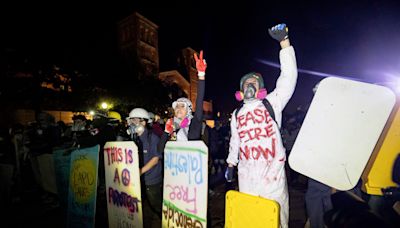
[194,50,207,78]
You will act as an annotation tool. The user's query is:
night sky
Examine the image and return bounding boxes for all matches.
[4,0,400,114]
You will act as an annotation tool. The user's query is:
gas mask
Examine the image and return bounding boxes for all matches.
[244,83,257,100]
[173,117,189,129]
[71,121,86,132]
[127,123,145,136]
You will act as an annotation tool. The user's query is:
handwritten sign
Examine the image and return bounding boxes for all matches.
[162,141,208,228]
[236,108,277,161]
[104,141,142,228]
[53,147,72,217]
[67,145,99,228]
[38,154,58,194]
[289,77,396,190]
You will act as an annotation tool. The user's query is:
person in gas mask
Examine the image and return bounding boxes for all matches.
[225,23,298,228]
[126,108,163,225]
[158,50,206,147]
[156,49,208,225]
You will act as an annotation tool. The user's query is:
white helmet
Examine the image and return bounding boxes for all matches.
[148,112,155,123]
[128,108,150,120]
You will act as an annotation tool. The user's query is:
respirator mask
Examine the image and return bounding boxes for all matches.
[244,83,257,100]
[126,119,145,136]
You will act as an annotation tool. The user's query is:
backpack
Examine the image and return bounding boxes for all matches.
[235,99,276,124]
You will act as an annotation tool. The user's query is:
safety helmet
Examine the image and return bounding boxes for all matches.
[239,72,264,91]
[148,112,155,123]
[128,108,150,120]
[94,110,108,119]
[108,111,121,122]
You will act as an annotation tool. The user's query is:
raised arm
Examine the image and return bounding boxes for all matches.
[193,50,207,121]
[267,24,298,112]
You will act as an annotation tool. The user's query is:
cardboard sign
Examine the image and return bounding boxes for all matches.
[289,77,396,190]
[53,147,72,215]
[38,154,58,194]
[162,141,208,228]
[104,141,142,228]
[67,145,100,228]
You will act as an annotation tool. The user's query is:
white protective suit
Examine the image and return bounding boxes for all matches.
[226,46,297,228]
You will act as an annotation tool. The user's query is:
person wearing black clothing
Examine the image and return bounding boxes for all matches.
[127,108,163,226]
[157,50,209,226]
[158,50,207,148]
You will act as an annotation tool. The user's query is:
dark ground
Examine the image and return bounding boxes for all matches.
[3,171,308,228]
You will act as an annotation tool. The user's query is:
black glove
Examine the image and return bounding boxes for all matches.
[268,23,289,42]
[225,166,234,182]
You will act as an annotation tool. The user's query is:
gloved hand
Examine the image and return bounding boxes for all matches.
[225,166,234,182]
[268,23,289,42]
[165,118,174,134]
[194,50,207,77]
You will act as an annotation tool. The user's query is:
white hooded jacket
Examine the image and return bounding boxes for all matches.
[226,46,297,228]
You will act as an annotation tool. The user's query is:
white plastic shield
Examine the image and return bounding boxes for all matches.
[289,77,396,190]
[104,141,142,228]
[162,141,208,228]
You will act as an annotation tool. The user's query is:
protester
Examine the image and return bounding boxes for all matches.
[126,108,163,226]
[226,23,298,228]
[158,50,207,146]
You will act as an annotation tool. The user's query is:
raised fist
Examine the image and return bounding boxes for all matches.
[268,23,289,42]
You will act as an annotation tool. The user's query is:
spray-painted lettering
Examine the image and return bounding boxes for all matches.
[164,152,203,184]
[114,168,120,184]
[105,147,133,165]
[166,185,197,214]
[72,167,95,199]
[162,202,204,228]
[117,219,135,228]
[113,168,131,186]
[238,124,275,142]
[237,108,273,129]
[239,138,276,160]
[108,187,140,213]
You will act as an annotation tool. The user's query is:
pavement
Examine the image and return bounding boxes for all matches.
[3,172,308,228]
